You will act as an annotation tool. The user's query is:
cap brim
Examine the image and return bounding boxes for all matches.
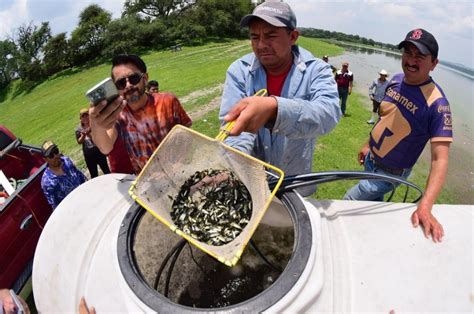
[240,14,287,28]
[398,40,430,55]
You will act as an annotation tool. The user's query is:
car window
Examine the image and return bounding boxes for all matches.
[0,130,13,150]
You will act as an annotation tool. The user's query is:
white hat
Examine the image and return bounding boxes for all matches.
[379,69,388,76]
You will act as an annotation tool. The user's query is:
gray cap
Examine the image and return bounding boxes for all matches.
[240,1,297,30]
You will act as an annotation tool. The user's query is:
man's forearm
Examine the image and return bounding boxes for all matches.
[91,127,117,155]
[418,144,450,211]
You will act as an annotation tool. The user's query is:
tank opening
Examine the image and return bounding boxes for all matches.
[132,198,295,308]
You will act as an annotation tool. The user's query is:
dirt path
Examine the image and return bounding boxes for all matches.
[184,84,223,121]
[188,96,222,121]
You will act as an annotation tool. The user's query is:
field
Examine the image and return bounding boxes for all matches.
[0,36,455,204]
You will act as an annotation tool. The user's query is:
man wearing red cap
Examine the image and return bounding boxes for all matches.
[345,28,453,243]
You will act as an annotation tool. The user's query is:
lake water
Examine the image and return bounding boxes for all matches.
[329,46,473,204]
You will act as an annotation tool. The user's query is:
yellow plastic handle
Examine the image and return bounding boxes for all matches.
[216,89,268,141]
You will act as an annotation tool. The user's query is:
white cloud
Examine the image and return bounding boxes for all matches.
[375,3,415,19]
[287,0,473,66]
[0,0,124,40]
[0,0,28,39]
[1,0,472,67]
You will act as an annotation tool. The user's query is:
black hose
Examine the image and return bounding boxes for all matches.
[268,171,423,203]
[250,239,282,272]
[402,185,410,203]
[186,243,217,292]
[153,239,186,290]
[187,243,207,276]
[386,184,396,202]
[164,240,187,297]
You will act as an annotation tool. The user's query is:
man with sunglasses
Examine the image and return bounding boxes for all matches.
[40,140,87,210]
[89,54,192,174]
[344,29,453,243]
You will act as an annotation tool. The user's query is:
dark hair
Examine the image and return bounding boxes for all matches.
[147,80,159,89]
[111,54,147,77]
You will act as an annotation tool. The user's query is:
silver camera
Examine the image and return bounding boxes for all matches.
[86,77,119,106]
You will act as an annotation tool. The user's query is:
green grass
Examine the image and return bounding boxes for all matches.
[0,36,455,204]
[1,39,253,157]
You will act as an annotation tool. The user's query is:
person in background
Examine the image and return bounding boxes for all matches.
[76,108,110,178]
[344,28,452,243]
[90,54,192,174]
[367,69,389,124]
[41,140,87,209]
[220,0,340,196]
[0,289,30,314]
[147,80,159,94]
[334,61,353,116]
[322,55,336,73]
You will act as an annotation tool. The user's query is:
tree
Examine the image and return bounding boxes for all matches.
[0,40,16,87]
[71,4,112,64]
[43,33,71,76]
[123,0,197,18]
[103,16,167,57]
[190,0,254,38]
[12,22,51,81]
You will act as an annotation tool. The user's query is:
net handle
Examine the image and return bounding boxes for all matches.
[215,88,268,141]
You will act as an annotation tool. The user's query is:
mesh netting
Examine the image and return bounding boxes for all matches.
[129,125,283,266]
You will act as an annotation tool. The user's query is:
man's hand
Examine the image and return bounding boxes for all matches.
[411,207,444,243]
[0,289,30,314]
[411,142,449,243]
[89,96,126,131]
[358,143,370,165]
[79,297,96,314]
[223,96,277,136]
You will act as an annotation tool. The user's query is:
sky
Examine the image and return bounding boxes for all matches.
[0,0,473,68]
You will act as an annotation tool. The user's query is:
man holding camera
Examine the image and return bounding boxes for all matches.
[90,55,192,174]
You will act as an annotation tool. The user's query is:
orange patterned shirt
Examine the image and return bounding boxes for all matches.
[118,93,192,173]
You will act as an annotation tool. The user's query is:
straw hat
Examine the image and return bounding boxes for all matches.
[80,108,89,116]
[379,69,388,76]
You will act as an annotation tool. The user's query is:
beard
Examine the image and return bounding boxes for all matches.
[125,85,146,105]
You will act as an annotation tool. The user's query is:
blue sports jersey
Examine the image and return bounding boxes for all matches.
[369,73,453,169]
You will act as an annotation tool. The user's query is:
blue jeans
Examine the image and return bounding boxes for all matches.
[344,153,412,201]
[338,87,349,115]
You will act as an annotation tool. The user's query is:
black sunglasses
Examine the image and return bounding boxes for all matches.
[46,147,60,158]
[114,73,144,90]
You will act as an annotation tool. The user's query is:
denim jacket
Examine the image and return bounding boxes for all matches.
[219,45,341,182]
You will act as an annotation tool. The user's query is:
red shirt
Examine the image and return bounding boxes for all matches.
[267,64,292,96]
[335,69,354,88]
[108,125,134,174]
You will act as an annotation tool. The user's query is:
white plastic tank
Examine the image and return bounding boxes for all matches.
[33,174,473,312]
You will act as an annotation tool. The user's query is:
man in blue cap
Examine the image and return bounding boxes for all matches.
[220,0,341,196]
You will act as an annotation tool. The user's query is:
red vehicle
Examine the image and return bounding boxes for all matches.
[0,125,53,293]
